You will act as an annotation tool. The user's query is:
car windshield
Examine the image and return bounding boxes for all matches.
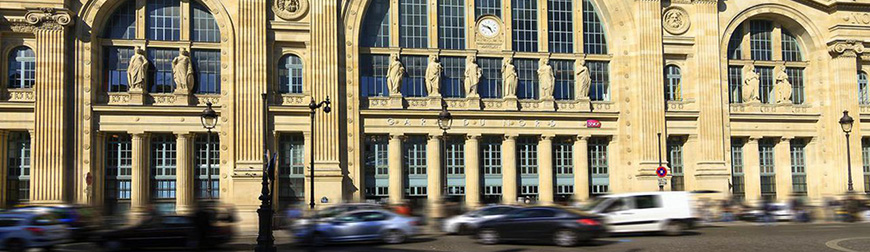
[579,197,610,211]
[319,206,345,218]
[0,218,22,227]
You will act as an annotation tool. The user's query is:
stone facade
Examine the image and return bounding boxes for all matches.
[0,0,869,228]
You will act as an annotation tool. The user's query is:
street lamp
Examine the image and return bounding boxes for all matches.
[437,102,453,206]
[308,97,331,210]
[839,110,855,193]
[200,102,218,200]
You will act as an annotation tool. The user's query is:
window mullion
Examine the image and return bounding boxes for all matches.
[180,0,190,41]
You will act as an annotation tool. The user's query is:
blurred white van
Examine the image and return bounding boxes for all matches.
[579,191,699,235]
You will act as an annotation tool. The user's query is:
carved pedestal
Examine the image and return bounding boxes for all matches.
[129,89,145,105]
[466,95,482,110]
[428,95,443,110]
[541,98,556,111]
[556,99,590,112]
[367,95,403,109]
[503,96,518,111]
[173,90,192,106]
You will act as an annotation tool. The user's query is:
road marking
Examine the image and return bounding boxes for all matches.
[825,237,870,252]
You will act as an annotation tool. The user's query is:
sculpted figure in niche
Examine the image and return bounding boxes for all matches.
[425,54,442,97]
[464,55,481,97]
[127,46,148,91]
[387,53,405,96]
[741,64,760,103]
[502,57,518,98]
[575,60,591,100]
[172,48,195,93]
[775,66,793,104]
[538,58,555,100]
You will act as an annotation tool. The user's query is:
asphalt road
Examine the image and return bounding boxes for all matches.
[56,222,870,252]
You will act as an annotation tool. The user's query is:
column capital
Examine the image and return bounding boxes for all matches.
[427,134,442,141]
[465,134,482,141]
[575,135,590,142]
[131,132,150,139]
[9,8,74,33]
[539,134,555,141]
[174,132,193,139]
[748,136,763,142]
[779,136,794,142]
[503,134,518,141]
[828,40,864,58]
[389,133,405,141]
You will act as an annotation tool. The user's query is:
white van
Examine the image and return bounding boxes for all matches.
[579,191,699,235]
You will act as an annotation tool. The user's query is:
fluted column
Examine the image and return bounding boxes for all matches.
[633,0,666,172]
[0,130,8,208]
[388,134,404,204]
[175,133,194,215]
[310,1,342,168]
[827,41,864,194]
[692,1,728,173]
[465,135,481,208]
[27,9,73,204]
[426,135,442,217]
[573,136,589,202]
[131,133,151,214]
[538,135,555,205]
[233,0,268,167]
[92,132,107,209]
[502,135,518,204]
[774,137,793,201]
[743,137,761,204]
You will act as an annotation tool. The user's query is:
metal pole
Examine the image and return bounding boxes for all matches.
[658,132,663,192]
[846,132,854,192]
[255,93,275,252]
[207,128,212,199]
[310,102,316,210]
[441,130,448,207]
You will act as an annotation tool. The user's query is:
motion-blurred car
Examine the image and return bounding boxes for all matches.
[581,191,698,235]
[476,207,605,247]
[745,203,793,222]
[294,209,420,246]
[442,205,519,235]
[289,203,382,231]
[9,205,102,241]
[0,212,69,252]
[98,214,235,251]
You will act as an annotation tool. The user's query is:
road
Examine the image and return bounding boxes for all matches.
[57,222,870,252]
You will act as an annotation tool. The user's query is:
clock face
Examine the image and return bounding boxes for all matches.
[478,19,500,38]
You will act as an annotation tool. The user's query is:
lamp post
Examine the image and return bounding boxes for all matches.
[200,102,218,199]
[255,94,275,252]
[839,110,855,193]
[437,102,453,207]
[308,97,331,210]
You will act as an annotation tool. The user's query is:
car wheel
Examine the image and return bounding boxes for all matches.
[382,229,406,244]
[478,229,500,245]
[310,233,326,247]
[553,229,578,247]
[5,239,24,252]
[457,224,471,235]
[664,221,685,236]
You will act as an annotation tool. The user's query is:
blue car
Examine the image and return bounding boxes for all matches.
[294,209,420,246]
[0,212,69,252]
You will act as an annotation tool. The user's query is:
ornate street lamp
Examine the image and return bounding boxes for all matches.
[200,102,218,199]
[308,97,331,210]
[839,110,855,193]
[437,102,453,206]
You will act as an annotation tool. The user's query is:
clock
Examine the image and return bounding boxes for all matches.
[478,18,501,38]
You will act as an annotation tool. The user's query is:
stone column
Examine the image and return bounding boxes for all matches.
[827,41,864,194]
[538,135,555,205]
[775,137,793,201]
[633,0,666,175]
[91,132,107,209]
[21,9,73,205]
[502,135,518,204]
[692,1,729,181]
[310,0,344,205]
[233,0,267,169]
[175,133,194,215]
[743,137,762,204]
[573,136,589,202]
[0,130,8,208]
[426,135,442,218]
[465,135,481,208]
[131,133,151,214]
[388,134,404,204]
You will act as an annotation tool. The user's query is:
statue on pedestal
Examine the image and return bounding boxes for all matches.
[127,46,148,91]
[172,48,194,93]
[502,57,517,98]
[775,66,793,104]
[425,54,442,97]
[464,55,481,97]
[575,60,591,100]
[538,58,554,100]
[741,64,760,103]
[387,53,405,96]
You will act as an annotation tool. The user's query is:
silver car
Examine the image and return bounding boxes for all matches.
[294,209,420,246]
[442,205,519,235]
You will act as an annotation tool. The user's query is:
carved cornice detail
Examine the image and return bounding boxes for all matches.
[828,40,865,57]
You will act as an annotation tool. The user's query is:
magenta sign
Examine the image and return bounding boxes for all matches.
[586,119,601,128]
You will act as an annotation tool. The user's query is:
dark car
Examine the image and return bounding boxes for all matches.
[9,205,102,242]
[98,214,235,251]
[476,207,606,247]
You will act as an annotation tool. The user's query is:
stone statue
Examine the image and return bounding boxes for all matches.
[575,60,591,100]
[464,55,481,97]
[775,66,793,104]
[741,64,759,103]
[538,58,555,100]
[172,48,194,92]
[127,46,148,91]
[425,54,442,97]
[502,57,518,98]
[387,53,405,96]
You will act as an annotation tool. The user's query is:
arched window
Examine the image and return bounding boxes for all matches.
[726,20,806,105]
[7,47,35,89]
[359,0,610,101]
[278,55,304,94]
[102,0,222,94]
[665,65,681,101]
[859,72,869,105]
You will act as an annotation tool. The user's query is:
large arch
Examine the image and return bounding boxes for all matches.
[719,3,826,63]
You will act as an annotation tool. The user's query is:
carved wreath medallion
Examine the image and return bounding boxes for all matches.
[663,7,690,35]
[273,0,309,21]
